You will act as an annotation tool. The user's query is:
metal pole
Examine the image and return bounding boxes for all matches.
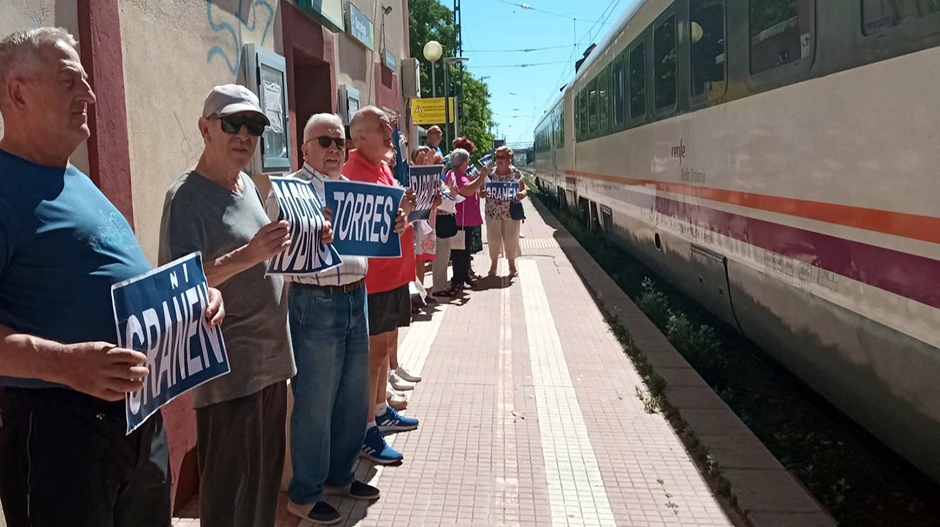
[431,61,437,98]
[444,62,450,150]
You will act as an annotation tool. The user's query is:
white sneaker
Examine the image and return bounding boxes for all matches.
[386,383,405,399]
[395,366,422,383]
[387,389,408,411]
[388,371,415,391]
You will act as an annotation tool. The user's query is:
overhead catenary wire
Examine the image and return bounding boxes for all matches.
[491,0,593,21]
[463,44,577,53]
[466,60,571,69]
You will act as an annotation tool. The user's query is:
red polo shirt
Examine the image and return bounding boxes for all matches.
[343,149,416,295]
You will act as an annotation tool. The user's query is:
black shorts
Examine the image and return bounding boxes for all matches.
[367,284,411,336]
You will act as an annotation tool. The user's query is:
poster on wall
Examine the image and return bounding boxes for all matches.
[111,253,229,434]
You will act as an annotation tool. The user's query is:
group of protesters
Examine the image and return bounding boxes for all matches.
[0,27,526,527]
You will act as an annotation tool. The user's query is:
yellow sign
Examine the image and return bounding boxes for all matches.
[411,98,456,125]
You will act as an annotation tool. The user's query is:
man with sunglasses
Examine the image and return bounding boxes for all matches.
[265,113,402,525]
[159,84,302,527]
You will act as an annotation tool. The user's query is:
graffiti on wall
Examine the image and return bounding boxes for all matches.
[206,0,275,76]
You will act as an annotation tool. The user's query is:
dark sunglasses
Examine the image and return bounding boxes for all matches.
[313,136,346,148]
[217,115,267,136]
[495,155,510,160]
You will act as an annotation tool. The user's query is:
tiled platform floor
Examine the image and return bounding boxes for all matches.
[174,198,738,527]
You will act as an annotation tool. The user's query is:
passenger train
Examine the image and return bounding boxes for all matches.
[533,0,940,481]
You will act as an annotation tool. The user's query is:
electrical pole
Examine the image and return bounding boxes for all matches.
[454,0,463,140]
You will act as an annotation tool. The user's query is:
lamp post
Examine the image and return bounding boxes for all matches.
[443,56,468,149]
[423,41,443,97]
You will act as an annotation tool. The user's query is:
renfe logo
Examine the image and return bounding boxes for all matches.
[671,138,686,165]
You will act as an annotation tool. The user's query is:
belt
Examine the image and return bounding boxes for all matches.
[294,278,365,294]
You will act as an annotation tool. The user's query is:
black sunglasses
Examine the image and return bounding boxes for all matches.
[217,114,267,137]
[313,136,346,148]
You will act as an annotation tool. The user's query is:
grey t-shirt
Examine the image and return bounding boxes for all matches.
[158,171,296,408]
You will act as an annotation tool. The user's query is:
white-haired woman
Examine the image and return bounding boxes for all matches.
[448,148,487,289]
[484,146,526,277]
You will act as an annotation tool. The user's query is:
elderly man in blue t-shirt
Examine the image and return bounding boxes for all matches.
[0,28,223,527]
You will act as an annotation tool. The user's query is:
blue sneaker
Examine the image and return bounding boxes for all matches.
[376,405,419,433]
[360,426,403,465]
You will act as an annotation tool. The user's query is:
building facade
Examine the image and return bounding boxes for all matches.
[1,0,413,511]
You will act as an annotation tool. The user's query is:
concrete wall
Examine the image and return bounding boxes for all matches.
[119,0,283,264]
[0,0,90,174]
[337,0,407,116]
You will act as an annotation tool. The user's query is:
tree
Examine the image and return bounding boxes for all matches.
[409,0,494,160]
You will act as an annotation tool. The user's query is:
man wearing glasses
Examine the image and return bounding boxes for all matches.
[265,113,400,525]
[158,84,302,527]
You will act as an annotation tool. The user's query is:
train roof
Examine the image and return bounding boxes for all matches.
[535,0,650,126]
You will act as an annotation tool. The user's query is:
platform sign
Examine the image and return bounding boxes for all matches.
[486,181,520,202]
[267,177,342,275]
[412,98,456,125]
[325,180,404,258]
[409,165,443,221]
[111,252,229,434]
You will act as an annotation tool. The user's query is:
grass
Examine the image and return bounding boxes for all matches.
[530,182,940,527]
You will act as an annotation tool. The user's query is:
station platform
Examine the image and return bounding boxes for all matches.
[174,197,833,527]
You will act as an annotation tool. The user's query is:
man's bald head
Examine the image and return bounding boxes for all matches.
[349,106,394,166]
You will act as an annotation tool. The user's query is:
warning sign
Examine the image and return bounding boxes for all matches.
[411,98,456,125]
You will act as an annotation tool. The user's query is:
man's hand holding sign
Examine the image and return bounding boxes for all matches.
[112,253,229,433]
[266,176,341,275]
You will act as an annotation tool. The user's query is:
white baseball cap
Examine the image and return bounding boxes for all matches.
[201,84,270,125]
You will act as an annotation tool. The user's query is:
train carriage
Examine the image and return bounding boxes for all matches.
[534,0,940,481]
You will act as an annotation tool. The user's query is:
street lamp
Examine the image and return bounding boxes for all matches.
[423,41,443,97]
[443,56,468,149]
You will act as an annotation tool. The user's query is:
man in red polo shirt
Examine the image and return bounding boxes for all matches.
[345,106,420,465]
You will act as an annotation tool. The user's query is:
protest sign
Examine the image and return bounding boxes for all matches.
[486,181,520,202]
[479,154,495,168]
[325,180,405,258]
[111,252,229,434]
[408,165,443,222]
[267,177,342,275]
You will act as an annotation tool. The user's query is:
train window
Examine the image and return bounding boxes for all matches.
[691,0,726,100]
[612,54,626,127]
[654,13,678,111]
[598,67,610,135]
[629,43,647,122]
[574,94,580,141]
[589,78,598,136]
[580,89,588,139]
[863,0,940,34]
[749,0,813,75]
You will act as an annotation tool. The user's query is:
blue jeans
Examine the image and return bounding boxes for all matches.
[288,284,370,505]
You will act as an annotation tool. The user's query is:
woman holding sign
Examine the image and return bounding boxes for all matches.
[450,148,488,289]
[484,146,527,277]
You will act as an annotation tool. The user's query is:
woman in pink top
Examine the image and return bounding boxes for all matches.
[449,148,487,289]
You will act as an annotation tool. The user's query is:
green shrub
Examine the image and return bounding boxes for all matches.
[637,278,671,329]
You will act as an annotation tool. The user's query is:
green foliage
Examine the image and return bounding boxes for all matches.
[408,0,494,161]
[637,277,671,330]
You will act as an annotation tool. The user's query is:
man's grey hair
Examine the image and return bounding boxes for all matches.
[427,125,442,135]
[0,28,78,107]
[450,148,470,168]
[303,113,344,143]
[349,105,385,141]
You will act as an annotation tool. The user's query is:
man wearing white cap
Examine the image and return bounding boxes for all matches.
[159,84,306,527]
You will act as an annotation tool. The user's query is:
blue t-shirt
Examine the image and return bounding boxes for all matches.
[0,149,152,388]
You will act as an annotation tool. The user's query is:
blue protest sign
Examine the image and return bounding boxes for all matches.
[486,181,520,202]
[479,154,495,168]
[408,165,443,222]
[111,252,229,434]
[267,176,342,275]
[325,180,404,258]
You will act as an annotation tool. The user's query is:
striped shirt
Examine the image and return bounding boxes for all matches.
[264,164,368,286]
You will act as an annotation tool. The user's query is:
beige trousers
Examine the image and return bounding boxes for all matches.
[486,217,522,261]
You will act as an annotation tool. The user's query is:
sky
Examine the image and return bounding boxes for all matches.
[451,0,636,145]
